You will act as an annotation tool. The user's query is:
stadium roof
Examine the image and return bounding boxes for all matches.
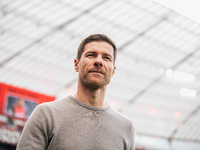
[1,0,200,145]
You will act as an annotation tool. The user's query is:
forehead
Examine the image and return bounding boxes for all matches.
[84,41,114,55]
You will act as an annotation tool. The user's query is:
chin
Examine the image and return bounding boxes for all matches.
[86,80,108,89]
[87,82,104,89]
[80,76,110,89]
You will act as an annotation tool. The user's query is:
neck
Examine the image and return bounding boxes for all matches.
[75,82,107,108]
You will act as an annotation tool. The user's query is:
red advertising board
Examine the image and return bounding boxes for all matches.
[0,82,55,119]
[0,82,55,146]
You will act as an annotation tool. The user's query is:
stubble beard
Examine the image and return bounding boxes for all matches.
[80,72,110,90]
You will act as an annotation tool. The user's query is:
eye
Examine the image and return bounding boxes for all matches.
[104,56,111,61]
[86,53,94,57]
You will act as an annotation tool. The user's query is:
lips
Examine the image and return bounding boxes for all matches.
[89,70,104,75]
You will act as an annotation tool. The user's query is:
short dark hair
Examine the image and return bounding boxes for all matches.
[76,34,117,63]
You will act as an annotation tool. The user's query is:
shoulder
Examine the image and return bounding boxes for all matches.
[105,107,135,138]
[107,107,135,127]
[36,96,84,117]
[39,96,72,111]
[29,97,70,119]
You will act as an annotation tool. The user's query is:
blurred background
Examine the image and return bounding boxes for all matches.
[0,0,200,149]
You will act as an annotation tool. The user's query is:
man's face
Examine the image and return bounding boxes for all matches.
[74,41,116,89]
[18,99,24,106]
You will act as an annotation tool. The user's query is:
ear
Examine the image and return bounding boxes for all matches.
[74,59,79,72]
[112,66,116,76]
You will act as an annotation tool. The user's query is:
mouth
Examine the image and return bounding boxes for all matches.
[89,71,104,75]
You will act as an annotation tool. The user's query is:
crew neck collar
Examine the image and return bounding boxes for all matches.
[69,95,110,111]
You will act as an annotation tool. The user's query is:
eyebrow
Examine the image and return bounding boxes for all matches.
[85,51,113,58]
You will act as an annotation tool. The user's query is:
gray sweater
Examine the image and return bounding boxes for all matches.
[16,96,135,150]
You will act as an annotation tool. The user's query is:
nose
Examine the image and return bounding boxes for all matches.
[94,61,103,67]
[94,56,103,67]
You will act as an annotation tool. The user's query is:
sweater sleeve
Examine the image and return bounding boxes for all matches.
[130,123,136,150]
[16,104,50,150]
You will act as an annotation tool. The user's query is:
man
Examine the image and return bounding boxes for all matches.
[16,34,135,150]
[13,99,26,119]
